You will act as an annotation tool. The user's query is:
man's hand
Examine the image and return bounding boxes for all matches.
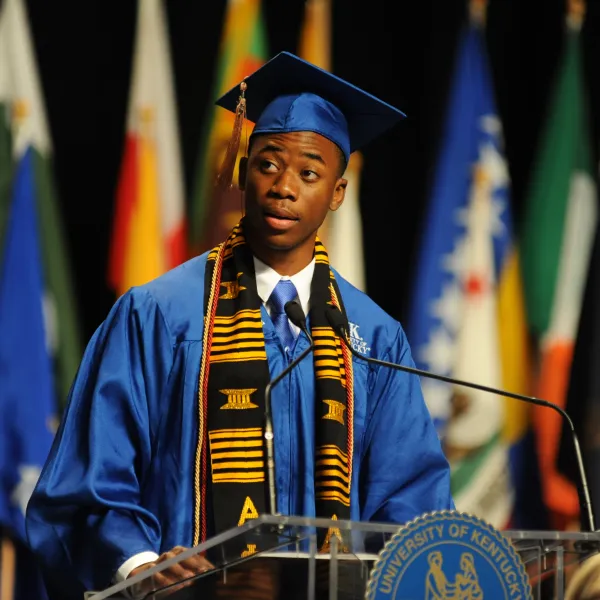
[128,546,214,595]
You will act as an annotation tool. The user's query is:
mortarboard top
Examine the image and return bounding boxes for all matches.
[215,51,406,164]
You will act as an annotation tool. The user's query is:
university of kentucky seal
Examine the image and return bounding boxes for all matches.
[366,511,531,599]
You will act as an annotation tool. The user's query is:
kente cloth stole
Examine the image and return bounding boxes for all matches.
[193,222,354,551]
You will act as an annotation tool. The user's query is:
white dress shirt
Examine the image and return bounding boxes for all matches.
[253,255,315,337]
[114,255,316,584]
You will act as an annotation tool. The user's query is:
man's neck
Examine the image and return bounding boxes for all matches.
[248,243,315,276]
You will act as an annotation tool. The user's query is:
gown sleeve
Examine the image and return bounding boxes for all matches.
[25,287,174,599]
[359,324,454,524]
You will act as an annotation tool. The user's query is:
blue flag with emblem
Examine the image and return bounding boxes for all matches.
[0,147,54,598]
[407,20,531,529]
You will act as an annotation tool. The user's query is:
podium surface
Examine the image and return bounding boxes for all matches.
[87,514,600,600]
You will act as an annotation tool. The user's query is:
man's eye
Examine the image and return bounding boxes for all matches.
[303,170,319,180]
[261,160,278,172]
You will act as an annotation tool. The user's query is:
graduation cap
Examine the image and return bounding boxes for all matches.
[214,51,406,190]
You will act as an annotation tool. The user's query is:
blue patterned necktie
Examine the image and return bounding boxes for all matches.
[269,279,298,352]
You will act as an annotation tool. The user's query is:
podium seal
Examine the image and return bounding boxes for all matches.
[366,511,531,599]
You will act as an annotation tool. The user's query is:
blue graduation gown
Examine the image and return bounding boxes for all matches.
[26,253,453,598]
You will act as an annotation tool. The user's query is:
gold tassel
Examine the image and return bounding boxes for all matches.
[215,80,247,194]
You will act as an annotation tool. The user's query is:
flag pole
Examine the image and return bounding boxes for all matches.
[1,534,16,600]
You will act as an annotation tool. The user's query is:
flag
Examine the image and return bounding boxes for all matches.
[0,0,81,596]
[0,2,14,257]
[408,19,530,529]
[325,153,366,290]
[189,0,267,254]
[298,0,331,70]
[108,0,187,296]
[0,0,81,409]
[298,0,366,290]
[0,148,55,539]
[0,148,54,598]
[520,22,597,529]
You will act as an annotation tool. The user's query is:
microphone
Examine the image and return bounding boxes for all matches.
[325,305,597,534]
[284,300,310,337]
[264,300,314,516]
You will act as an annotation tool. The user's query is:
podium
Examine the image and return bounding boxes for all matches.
[86,515,600,600]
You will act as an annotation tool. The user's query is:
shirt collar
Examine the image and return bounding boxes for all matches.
[253,255,315,318]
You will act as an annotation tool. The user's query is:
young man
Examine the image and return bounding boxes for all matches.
[26,52,453,599]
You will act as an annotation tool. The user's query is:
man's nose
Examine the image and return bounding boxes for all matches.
[269,168,297,201]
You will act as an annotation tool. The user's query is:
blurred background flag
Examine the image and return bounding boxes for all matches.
[0,0,81,411]
[0,0,83,595]
[520,3,597,530]
[0,149,53,600]
[108,0,187,297]
[407,1,530,529]
[325,152,366,291]
[189,0,267,253]
[299,0,367,291]
[0,0,81,396]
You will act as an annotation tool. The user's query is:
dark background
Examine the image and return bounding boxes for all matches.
[23,0,600,343]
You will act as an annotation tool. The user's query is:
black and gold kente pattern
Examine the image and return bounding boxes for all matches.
[193,222,354,551]
[208,427,265,484]
[210,308,266,364]
[310,250,354,531]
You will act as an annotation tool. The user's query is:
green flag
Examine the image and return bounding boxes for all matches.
[520,25,597,527]
[189,0,267,254]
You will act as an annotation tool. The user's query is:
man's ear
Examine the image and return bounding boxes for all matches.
[329,177,347,212]
[238,157,248,191]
